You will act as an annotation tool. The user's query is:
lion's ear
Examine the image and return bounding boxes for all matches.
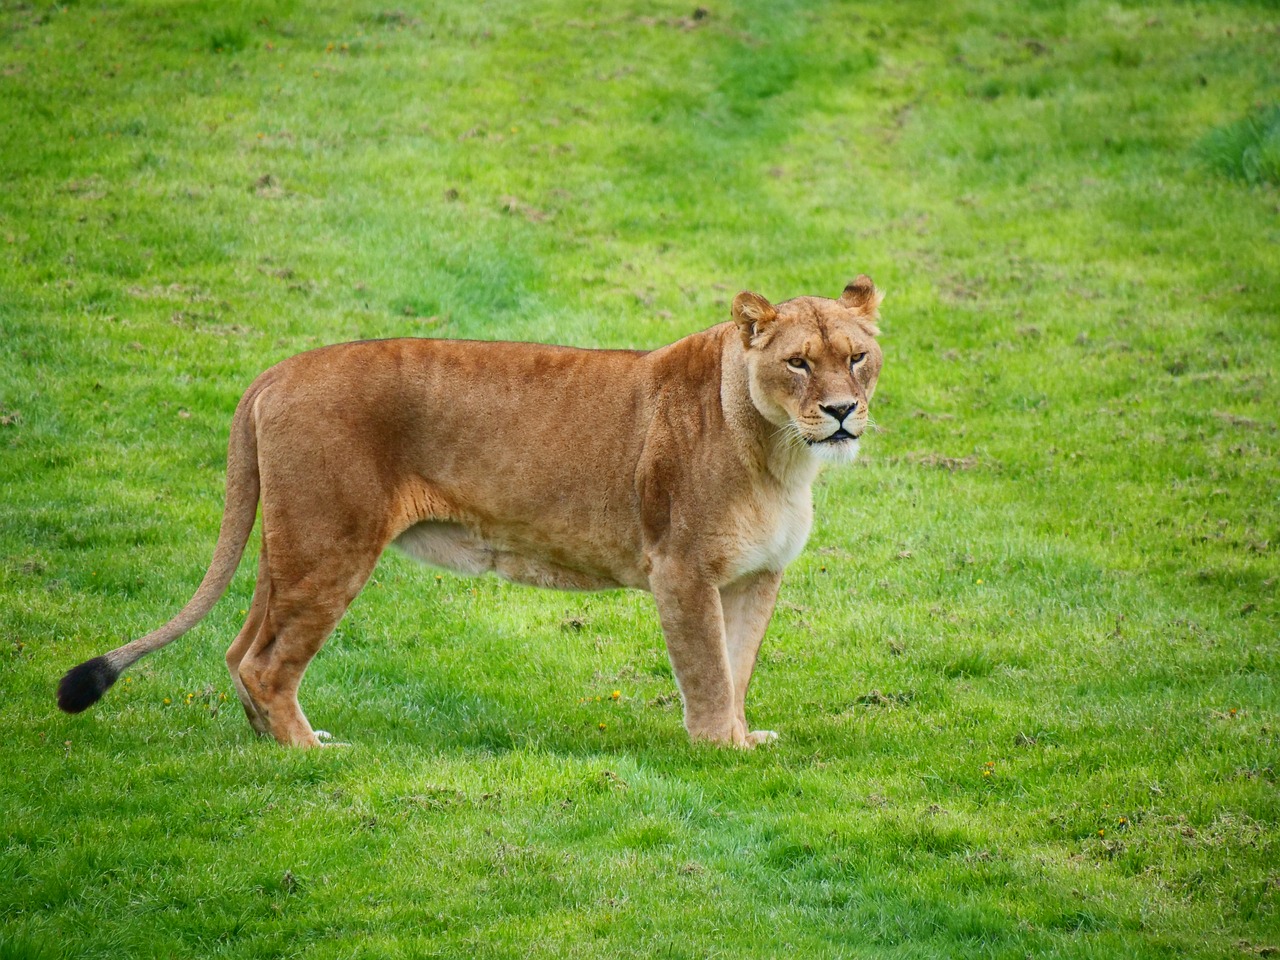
[840,275,883,313]
[732,291,778,347]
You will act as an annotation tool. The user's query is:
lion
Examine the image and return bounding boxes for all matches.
[57,276,884,748]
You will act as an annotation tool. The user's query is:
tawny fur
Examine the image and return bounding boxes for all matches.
[57,279,884,749]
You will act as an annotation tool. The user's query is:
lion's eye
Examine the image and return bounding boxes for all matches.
[786,357,809,371]
[850,352,867,367]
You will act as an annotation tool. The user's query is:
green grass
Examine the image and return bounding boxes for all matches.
[1200,104,1280,185]
[2,1,1278,957]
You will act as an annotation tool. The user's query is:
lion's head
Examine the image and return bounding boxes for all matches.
[732,276,884,465]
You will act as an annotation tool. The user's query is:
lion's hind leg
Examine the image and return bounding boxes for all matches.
[235,537,386,747]
[233,391,428,747]
[225,547,272,737]
[234,471,397,747]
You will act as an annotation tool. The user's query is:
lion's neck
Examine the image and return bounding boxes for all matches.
[718,331,821,489]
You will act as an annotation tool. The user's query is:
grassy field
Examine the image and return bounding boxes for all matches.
[2,0,1279,956]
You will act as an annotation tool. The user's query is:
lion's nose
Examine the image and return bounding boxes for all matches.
[820,402,857,422]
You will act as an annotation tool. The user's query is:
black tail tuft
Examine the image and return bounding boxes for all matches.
[57,656,119,713]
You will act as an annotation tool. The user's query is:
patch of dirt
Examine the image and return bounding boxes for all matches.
[941,273,985,302]
[1214,410,1272,431]
[169,311,252,337]
[599,770,628,790]
[897,451,982,471]
[253,173,286,199]
[500,195,548,222]
[399,786,466,809]
[61,176,107,199]
[127,283,213,302]
[370,10,418,28]
[853,689,914,708]
[637,7,711,30]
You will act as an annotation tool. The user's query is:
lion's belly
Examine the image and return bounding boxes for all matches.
[393,521,627,591]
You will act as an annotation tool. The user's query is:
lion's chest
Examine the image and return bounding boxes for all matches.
[728,486,814,580]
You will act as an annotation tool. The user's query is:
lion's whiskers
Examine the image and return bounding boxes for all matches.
[769,422,806,450]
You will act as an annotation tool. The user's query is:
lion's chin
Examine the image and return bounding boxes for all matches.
[808,436,860,465]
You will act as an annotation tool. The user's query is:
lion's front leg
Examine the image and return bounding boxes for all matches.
[649,560,744,747]
[720,570,783,746]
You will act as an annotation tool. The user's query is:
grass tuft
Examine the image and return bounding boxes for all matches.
[1199,105,1280,186]
[207,25,249,54]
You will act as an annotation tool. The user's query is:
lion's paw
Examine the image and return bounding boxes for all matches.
[746,730,779,747]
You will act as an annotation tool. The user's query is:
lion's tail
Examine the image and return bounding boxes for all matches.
[57,385,264,714]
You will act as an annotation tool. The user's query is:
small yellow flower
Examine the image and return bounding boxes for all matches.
[163,697,171,705]
[611,690,621,700]
[976,578,984,584]
[1098,829,1105,837]
[598,723,606,731]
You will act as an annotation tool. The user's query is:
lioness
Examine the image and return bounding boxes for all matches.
[57,277,884,748]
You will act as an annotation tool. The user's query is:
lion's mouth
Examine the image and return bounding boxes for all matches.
[809,428,860,445]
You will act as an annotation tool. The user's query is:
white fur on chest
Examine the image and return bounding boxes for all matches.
[730,486,814,579]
